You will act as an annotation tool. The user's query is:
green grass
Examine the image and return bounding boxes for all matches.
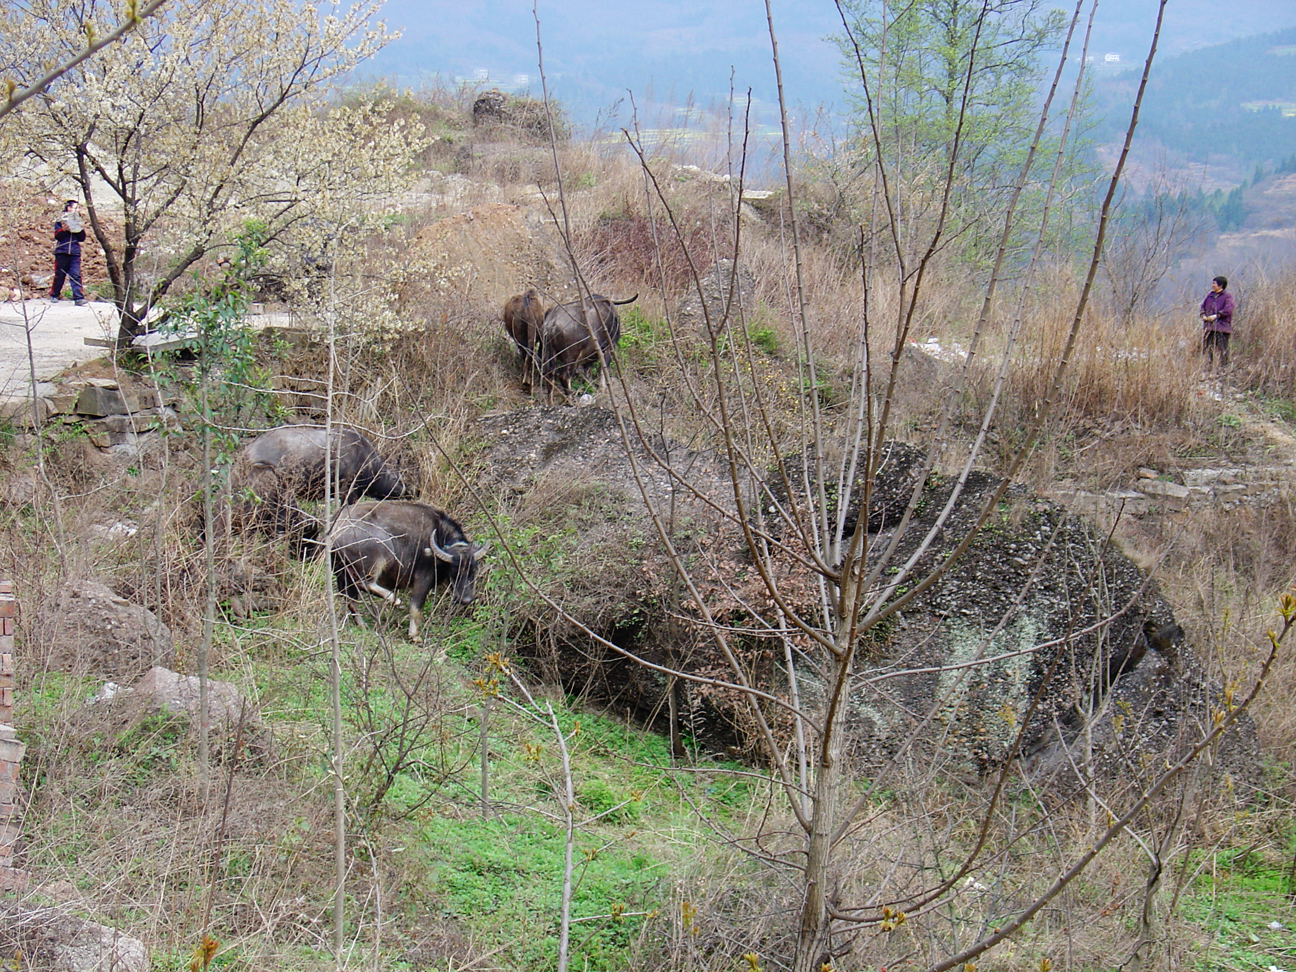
[1180,847,1296,971]
[617,307,672,377]
[417,812,659,971]
[11,556,774,972]
[749,322,779,356]
[1263,396,1296,426]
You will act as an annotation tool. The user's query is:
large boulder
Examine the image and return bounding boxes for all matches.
[787,443,1258,794]
[83,666,266,759]
[469,411,1260,796]
[106,666,257,730]
[31,580,173,680]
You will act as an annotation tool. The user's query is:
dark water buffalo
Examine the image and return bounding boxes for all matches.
[503,288,547,392]
[329,501,489,639]
[539,293,637,399]
[230,426,409,548]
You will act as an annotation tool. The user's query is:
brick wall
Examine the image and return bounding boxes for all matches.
[0,580,28,892]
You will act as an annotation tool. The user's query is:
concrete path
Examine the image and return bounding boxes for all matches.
[0,298,119,397]
[0,298,299,403]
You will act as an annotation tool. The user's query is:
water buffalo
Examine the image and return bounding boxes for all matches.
[503,287,547,392]
[539,292,637,400]
[329,501,489,639]
[229,425,409,550]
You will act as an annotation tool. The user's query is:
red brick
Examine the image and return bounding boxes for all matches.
[0,600,13,619]
[0,580,11,594]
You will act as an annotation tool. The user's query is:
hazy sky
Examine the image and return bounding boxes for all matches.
[362,1,1296,128]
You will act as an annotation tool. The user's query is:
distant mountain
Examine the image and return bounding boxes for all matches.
[1073,0,1296,61]
[355,0,1296,154]
[1094,27,1296,171]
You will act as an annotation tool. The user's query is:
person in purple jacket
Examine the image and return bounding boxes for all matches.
[1200,274,1235,369]
[50,199,88,306]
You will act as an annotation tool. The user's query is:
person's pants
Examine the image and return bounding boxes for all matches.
[1202,328,1230,367]
[51,250,84,301]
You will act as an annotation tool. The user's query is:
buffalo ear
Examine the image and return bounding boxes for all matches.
[472,542,490,562]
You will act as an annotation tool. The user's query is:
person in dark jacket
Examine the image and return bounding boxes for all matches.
[50,200,88,306]
[1200,274,1235,369]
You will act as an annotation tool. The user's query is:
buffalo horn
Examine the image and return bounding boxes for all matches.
[429,535,456,563]
[472,542,490,562]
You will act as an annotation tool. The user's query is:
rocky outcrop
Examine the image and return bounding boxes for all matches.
[471,90,508,126]
[469,408,1260,797]
[1051,463,1296,518]
[0,905,148,972]
[674,259,757,333]
[470,89,565,141]
[31,580,173,680]
[0,377,182,459]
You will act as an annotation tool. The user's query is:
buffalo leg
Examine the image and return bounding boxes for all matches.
[332,569,364,628]
[406,575,440,641]
[362,578,402,606]
[520,348,534,394]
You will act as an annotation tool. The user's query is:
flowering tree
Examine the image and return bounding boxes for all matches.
[7,0,421,342]
[0,0,169,123]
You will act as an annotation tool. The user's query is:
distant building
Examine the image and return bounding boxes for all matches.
[474,68,489,81]
[1104,52,1121,63]
[513,74,530,87]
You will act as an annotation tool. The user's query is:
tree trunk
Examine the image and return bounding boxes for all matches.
[794,651,848,972]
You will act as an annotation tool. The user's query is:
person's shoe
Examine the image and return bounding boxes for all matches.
[49,296,60,302]
[74,299,88,306]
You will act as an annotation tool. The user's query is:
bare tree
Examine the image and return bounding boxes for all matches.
[1101,163,1214,325]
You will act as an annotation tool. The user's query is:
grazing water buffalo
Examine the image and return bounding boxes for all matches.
[329,501,489,639]
[503,288,547,392]
[539,293,637,399]
[229,425,409,549]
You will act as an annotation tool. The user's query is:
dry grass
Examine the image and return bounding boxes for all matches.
[1235,266,1296,400]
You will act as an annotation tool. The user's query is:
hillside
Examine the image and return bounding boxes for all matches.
[2,85,1296,972]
